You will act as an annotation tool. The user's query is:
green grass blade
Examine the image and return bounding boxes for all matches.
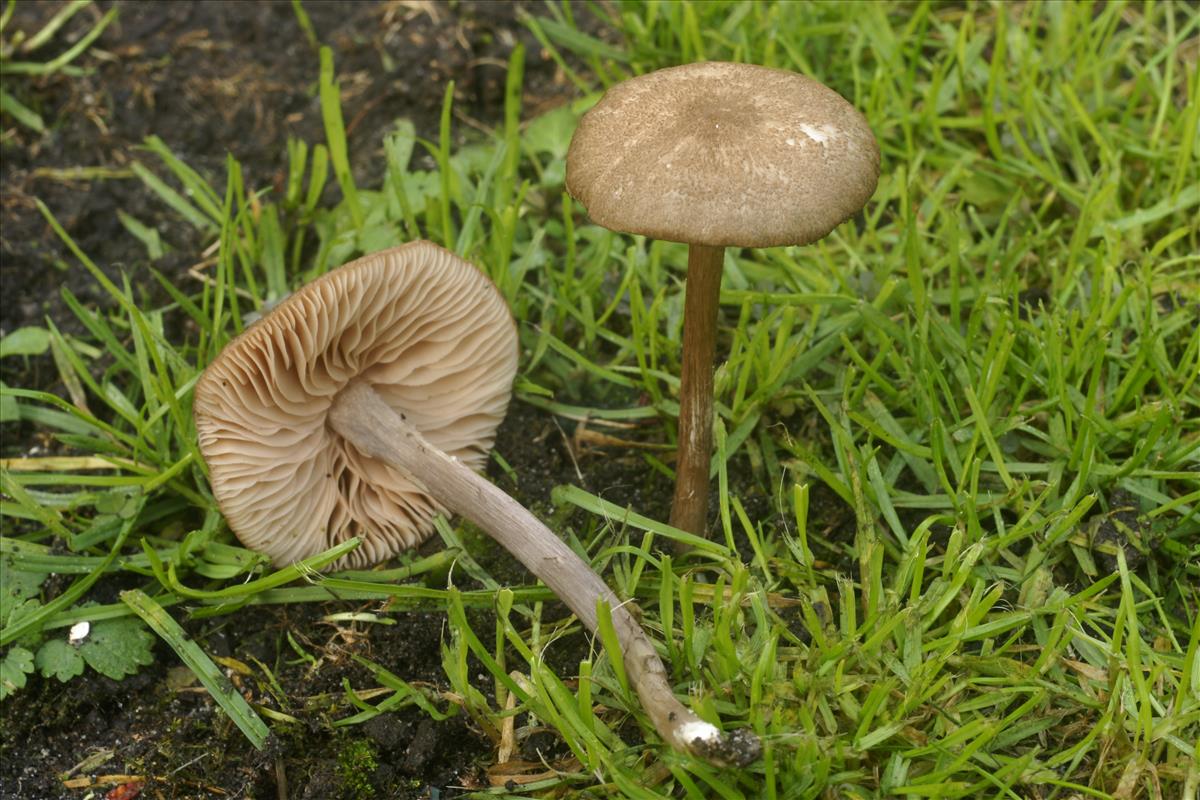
[121,589,270,749]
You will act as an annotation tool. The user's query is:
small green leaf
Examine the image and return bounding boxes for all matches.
[78,617,155,680]
[0,326,51,359]
[0,559,44,624]
[0,381,21,422]
[0,646,35,699]
[1,599,41,641]
[385,119,416,172]
[94,488,140,518]
[520,102,582,160]
[121,589,270,749]
[35,638,85,682]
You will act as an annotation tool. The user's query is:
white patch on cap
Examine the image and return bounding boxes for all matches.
[68,620,91,644]
[677,719,721,745]
[798,123,839,145]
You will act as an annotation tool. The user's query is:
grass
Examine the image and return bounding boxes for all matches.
[0,0,118,133]
[2,1,1198,797]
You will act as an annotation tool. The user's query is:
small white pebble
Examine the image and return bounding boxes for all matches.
[68,621,91,644]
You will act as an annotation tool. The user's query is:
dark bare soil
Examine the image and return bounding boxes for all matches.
[1,2,627,798]
[1,0,580,376]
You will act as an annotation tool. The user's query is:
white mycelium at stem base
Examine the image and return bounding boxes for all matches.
[328,380,757,764]
[193,241,760,765]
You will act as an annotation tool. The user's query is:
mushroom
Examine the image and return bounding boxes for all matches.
[193,241,760,766]
[566,61,879,539]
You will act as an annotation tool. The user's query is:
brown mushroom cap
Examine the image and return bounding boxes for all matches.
[193,241,518,569]
[566,61,880,248]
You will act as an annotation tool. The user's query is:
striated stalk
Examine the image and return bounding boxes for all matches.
[329,380,760,765]
[669,243,726,541]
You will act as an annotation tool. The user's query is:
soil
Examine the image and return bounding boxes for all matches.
[0,2,636,798]
[1,0,582,379]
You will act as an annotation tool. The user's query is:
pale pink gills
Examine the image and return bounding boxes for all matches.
[195,241,761,765]
[193,241,517,569]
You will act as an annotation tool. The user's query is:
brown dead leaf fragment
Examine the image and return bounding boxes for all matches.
[486,757,582,787]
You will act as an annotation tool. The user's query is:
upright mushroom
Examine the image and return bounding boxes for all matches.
[193,241,759,766]
[567,61,880,539]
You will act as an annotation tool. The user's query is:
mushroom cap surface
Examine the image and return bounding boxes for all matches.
[566,61,880,248]
[193,241,518,569]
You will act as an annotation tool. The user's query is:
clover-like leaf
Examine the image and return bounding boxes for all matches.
[1,557,44,625]
[78,617,155,681]
[35,638,86,683]
[0,646,35,699]
[0,326,51,359]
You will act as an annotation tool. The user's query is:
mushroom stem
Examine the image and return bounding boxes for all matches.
[669,243,725,541]
[328,380,759,766]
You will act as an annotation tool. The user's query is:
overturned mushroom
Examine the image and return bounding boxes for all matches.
[193,241,760,765]
[567,62,880,539]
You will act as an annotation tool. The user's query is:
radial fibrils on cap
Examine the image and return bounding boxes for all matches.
[566,61,880,248]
